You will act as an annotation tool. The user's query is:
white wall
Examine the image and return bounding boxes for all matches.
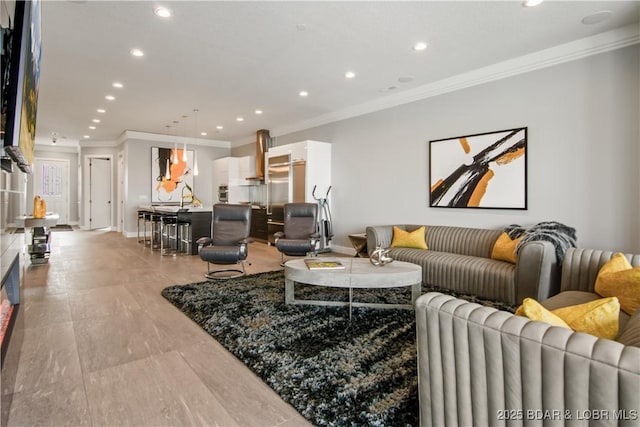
[234,45,640,253]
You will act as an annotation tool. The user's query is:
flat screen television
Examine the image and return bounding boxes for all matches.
[1,0,41,174]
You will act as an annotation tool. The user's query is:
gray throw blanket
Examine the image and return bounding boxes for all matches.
[505,221,577,265]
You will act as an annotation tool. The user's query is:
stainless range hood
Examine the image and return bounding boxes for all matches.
[246,129,270,182]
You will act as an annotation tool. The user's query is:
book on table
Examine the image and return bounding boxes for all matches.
[304,259,345,270]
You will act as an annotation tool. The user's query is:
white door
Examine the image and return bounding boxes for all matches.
[117,153,124,233]
[33,158,69,224]
[89,157,111,230]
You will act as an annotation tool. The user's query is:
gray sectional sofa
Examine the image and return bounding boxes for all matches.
[416,247,640,427]
[366,224,560,305]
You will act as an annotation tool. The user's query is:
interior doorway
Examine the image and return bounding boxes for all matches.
[33,158,70,225]
[84,156,112,230]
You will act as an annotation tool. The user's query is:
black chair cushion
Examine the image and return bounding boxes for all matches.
[200,245,246,264]
[275,239,315,256]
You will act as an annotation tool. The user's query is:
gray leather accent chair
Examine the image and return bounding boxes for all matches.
[416,247,640,427]
[197,204,252,279]
[274,203,319,264]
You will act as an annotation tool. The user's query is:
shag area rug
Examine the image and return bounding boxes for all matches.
[162,270,516,427]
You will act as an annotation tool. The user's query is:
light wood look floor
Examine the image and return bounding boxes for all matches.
[1,229,315,426]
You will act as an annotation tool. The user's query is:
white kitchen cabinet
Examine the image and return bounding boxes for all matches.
[212,156,257,204]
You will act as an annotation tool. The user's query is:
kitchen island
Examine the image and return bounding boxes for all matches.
[138,205,212,255]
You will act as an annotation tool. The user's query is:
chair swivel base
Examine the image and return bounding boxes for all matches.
[204,262,248,280]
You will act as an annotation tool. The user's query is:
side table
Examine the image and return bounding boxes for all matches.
[348,233,368,257]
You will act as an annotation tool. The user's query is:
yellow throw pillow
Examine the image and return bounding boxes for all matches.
[491,232,522,264]
[515,298,571,329]
[390,226,428,250]
[515,297,620,340]
[552,297,620,340]
[595,253,640,315]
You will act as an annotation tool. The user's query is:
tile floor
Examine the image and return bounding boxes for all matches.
[1,229,313,426]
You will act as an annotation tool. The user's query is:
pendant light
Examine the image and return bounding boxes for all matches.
[172,120,179,164]
[193,109,199,176]
[182,114,189,162]
[164,125,171,180]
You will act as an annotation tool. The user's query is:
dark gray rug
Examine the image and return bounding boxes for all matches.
[161,270,516,427]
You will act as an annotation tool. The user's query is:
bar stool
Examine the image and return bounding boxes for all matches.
[146,212,163,250]
[137,210,149,244]
[160,213,178,256]
[176,211,192,255]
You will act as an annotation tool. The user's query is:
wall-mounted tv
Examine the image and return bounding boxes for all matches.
[1,0,42,174]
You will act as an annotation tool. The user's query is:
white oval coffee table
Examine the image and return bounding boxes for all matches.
[284,258,422,319]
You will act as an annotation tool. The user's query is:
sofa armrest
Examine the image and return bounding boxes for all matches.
[561,248,640,293]
[416,292,640,427]
[365,225,396,255]
[515,240,560,303]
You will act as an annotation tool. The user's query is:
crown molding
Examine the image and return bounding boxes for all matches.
[34,144,79,154]
[76,131,231,149]
[120,130,231,148]
[269,24,640,139]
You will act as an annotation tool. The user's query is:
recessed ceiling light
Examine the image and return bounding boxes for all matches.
[92,119,101,123]
[236,117,244,122]
[97,109,106,113]
[345,71,356,79]
[153,6,171,18]
[216,125,223,130]
[105,95,115,101]
[112,82,124,88]
[398,76,414,83]
[581,10,612,25]
[130,48,144,57]
[200,132,208,136]
[88,126,96,130]
[83,135,90,139]
[522,0,544,7]
[299,91,309,97]
[413,42,427,51]
[255,110,263,115]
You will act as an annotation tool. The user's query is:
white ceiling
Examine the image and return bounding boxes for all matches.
[33,1,640,148]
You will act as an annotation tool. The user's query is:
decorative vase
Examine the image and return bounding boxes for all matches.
[33,196,47,219]
[369,246,393,266]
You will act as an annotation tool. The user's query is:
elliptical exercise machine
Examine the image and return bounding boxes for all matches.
[312,185,333,253]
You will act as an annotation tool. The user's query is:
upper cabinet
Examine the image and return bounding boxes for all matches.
[212,156,256,186]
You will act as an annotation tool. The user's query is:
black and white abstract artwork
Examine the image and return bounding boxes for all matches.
[429,127,527,209]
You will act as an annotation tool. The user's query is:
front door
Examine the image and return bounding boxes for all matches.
[33,158,69,224]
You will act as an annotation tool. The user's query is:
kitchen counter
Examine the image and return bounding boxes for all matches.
[137,205,212,254]
[138,205,213,213]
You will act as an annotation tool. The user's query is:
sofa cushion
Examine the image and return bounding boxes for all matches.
[617,309,640,347]
[389,248,516,302]
[491,232,522,264]
[424,226,502,258]
[391,225,427,249]
[595,252,640,315]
